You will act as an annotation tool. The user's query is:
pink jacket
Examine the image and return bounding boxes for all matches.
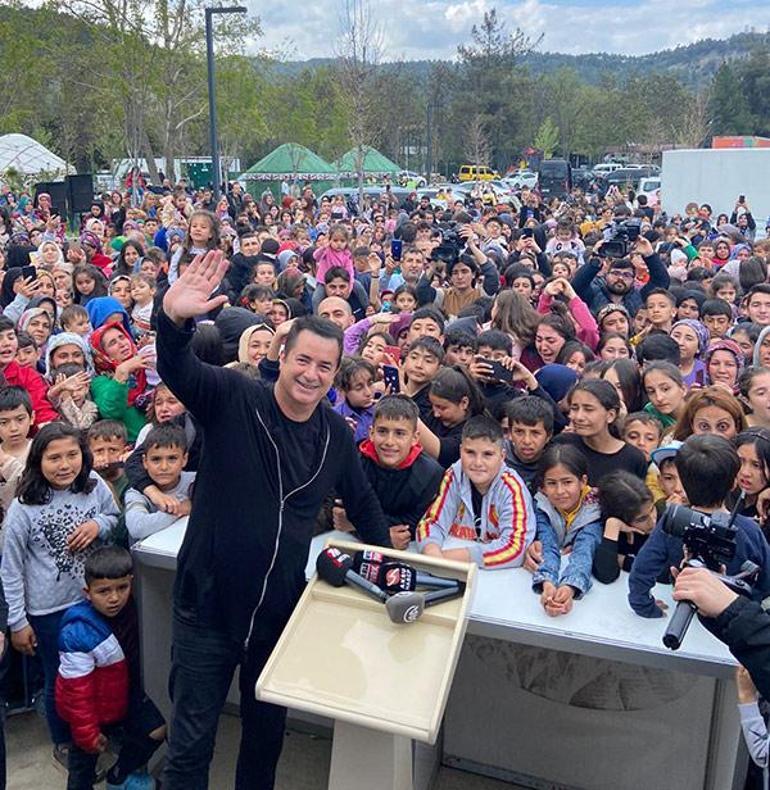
[537,293,599,350]
[313,247,355,284]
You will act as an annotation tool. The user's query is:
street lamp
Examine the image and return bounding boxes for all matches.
[205,5,247,200]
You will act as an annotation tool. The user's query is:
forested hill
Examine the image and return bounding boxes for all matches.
[275,31,770,88]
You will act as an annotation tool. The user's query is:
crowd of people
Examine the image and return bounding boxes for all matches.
[1,173,770,787]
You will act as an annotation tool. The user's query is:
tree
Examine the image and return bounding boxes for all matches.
[454,8,541,171]
[335,0,383,203]
[708,62,753,137]
[465,114,491,170]
[534,117,559,159]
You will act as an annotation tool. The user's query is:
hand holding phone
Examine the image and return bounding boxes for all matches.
[390,239,403,262]
[382,364,400,393]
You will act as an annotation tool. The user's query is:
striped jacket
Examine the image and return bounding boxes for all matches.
[55,600,129,752]
[416,461,535,569]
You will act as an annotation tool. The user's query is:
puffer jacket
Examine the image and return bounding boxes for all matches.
[417,460,535,569]
[55,600,129,752]
[531,489,602,597]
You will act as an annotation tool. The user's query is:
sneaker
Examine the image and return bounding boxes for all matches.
[107,771,155,789]
[52,743,70,773]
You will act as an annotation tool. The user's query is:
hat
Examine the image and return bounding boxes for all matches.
[651,440,683,468]
[261,238,280,257]
[535,364,579,403]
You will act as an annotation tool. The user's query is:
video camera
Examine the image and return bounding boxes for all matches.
[601,218,641,258]
[660,501,757,650]
[432,223,461,264]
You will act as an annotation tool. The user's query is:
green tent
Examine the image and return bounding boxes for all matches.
[241,143,336,182]
[333,146,401,179]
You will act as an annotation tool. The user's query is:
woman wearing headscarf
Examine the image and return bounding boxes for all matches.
[705,337,744,395]
[670,318,709,388]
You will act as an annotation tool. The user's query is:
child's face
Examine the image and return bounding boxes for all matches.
[330,233,347,251]
[15,346,38,368]
[659,459,686,502]
[623,419,661,462]
[253,264,276,286]
[64,315,92,336]
[110,279,133,309]
[56,289,73,309]
[142,443,188,490]
[737,443,768,496]
[403,348,440,386]
[270,304,289,327]
[252,295,272,315]
[445,343,475,367]
[75,274,95,295]
[477,344,508,363]
[42,436,83,490]
[509,419,550,463]
[130,279,154,305]
[541,462,585,513]
[643,370,686,417]
[677,298,699,320]
[715,284,737,304]
[369,417,417,468]
[190,216,213,245]
[140,259,159,277]
[732,329,755,359]
[394,292,417,313]
[645,294,675,328]
[0,405,33,447]
[346,370,375,409]
[361,335,386,366]
[670,325,699,362]
[460,436,504,490]
[86,574,132,619]
[703,313,731,338]
[89,435,127,478]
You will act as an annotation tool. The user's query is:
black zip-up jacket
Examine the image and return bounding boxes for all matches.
[156,310,392,644]
[704,596,770,700]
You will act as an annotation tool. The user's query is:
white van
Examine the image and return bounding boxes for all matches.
[593,163,624,176]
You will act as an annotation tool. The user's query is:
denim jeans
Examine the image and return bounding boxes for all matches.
[162,613,287,790]
[28,610,71,746]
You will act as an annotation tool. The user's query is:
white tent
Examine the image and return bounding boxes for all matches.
[0,133,71,177]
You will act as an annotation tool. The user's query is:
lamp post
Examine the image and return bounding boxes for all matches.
[205,5,246,200]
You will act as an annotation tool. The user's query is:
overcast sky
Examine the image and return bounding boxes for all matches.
[248,0,770,61]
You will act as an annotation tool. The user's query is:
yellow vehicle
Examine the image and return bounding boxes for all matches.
[458,164,500,182]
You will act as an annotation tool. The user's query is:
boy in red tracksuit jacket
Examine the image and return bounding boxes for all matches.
[56,547,165,789]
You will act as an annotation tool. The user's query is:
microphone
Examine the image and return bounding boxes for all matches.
[352,551,461,593]
[385,585,465,624]
[316,548,388,604]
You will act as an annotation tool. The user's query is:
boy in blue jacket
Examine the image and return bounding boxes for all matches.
[628,434,770,618]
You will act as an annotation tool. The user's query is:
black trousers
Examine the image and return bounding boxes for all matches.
[66,693,164,789]
[161,613,287,790]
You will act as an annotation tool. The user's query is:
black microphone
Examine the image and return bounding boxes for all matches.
[385,585,465,624]
[316,548,388,603]
[352,551,461,593]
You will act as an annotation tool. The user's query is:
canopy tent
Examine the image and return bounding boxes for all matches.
[240,143,336,182]
[333,146,401,178]
[0,133,71,177]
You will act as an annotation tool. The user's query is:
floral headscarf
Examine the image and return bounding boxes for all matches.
[89,320,147,406]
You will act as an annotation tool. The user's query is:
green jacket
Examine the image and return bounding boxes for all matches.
[90,375,146,442]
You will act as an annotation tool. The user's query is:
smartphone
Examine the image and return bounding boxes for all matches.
[739,195,746,203]
[521,228,534,239]
[475,356,512,383]
[383,345,401,362]
[382,364,400,393]
[21,265,37,280]
[390,238,403,262]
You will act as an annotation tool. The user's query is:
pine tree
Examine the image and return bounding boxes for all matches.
[708,63,754,136]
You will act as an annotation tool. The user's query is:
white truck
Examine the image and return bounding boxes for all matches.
[661,148,770,228]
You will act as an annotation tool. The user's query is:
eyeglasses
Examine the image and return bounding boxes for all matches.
[609,269,634,280]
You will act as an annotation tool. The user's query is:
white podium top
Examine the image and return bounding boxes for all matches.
[132,522,736,677]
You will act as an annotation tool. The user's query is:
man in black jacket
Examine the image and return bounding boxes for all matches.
[157,250,391,790]
[673,567,770,700]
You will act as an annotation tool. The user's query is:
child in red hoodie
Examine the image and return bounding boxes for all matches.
[56,546,165,789]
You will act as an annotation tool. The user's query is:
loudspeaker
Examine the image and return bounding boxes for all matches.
[34,182,68,218]
[65,174,95,217]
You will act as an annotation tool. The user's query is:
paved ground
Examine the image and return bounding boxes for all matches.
[6,711,521,789]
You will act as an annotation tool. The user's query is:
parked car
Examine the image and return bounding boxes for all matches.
[503,170,538,190]
[458,164,500,182]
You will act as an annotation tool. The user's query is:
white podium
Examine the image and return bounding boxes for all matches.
[255,539,476,790]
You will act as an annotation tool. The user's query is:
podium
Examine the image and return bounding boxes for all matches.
[256,539,476,790]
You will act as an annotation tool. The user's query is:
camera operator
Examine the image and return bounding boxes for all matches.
[673,567,770,700]
[571,231,670,317]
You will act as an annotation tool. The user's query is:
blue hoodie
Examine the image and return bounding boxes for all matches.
[85,296,133,336]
